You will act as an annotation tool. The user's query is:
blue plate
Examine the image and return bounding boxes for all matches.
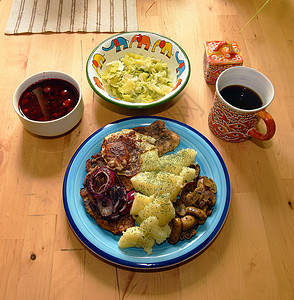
[63,117,231,269]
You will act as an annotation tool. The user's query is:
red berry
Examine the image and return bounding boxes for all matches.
[43,86,52,93]
[61,89,69,97]
[52,112,59,119]
[63,98,73,108]
[22,98,29,105]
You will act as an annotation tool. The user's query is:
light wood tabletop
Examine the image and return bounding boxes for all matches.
[1,0,294,299]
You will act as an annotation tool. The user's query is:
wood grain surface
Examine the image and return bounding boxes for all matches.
[0,0,294,299]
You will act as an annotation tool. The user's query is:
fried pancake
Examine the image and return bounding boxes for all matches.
[101,121,180,177]
[101,129,156,177]
[80,187,135,235]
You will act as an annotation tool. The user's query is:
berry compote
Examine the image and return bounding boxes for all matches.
[19,79,79,121]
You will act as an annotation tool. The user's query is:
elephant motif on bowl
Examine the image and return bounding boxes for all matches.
[86,31,190,109]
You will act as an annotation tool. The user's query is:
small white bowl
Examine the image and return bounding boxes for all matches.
[13,71,84,137]
[86,31,190,109]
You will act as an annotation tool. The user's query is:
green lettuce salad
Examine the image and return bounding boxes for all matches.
[101,53,174,103]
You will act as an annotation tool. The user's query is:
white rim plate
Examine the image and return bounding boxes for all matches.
[63,116,231,269]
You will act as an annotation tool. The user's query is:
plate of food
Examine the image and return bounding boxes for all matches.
[63,116,230,269]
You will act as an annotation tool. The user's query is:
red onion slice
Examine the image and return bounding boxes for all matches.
[110,185,127,213]
[85,166,134,221]
[86,166,116,197]
[119,190,135,215]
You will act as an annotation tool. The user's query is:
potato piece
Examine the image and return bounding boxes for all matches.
[139,216,158,237]
[156,171,183,185]
[138,194,175,225]
[138,201,160,223]
[173,148,197,166]
[158,157,183,175]
[155,172,183,201]
[130,193,155,216]
[155,183,182,202]
[140,216,171,244]
[154,223,172,244]
[131,171,158,196]
[140,149,160,172]
[131,171,183,201]
[118,227,155,255]
[153,194,176,225]
[180,167,197,184]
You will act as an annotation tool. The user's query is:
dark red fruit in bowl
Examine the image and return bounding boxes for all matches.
[19,79,79,122]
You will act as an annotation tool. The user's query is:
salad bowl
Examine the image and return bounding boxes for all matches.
[86,31,190,109]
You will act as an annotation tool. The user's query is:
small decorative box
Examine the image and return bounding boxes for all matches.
[203,41,243,84]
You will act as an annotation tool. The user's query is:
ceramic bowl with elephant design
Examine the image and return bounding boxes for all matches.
[86,31,191,109]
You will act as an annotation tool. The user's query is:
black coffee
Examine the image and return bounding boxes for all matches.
[220,85,263,110]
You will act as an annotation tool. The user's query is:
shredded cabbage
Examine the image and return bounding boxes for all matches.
[101,53,173,103]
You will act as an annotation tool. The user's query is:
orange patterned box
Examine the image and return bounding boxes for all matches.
[203,41,243,84]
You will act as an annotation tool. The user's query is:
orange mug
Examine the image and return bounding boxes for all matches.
[208,66,276,142]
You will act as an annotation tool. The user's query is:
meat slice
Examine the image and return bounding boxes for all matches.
[81,153,135,235]
[101,129,154,177]
[80,187,135,235]
[132,120,180,156]
[85,151,133,191]
[85,152,106,173]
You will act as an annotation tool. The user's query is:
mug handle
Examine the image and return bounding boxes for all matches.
[248,109,276,141]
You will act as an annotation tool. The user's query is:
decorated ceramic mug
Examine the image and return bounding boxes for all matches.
[208,66,276,142]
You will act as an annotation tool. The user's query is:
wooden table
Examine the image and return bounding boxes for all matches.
[1,0,294,299]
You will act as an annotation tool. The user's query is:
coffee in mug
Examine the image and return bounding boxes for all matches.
[220,85,263,110]
[208,66,276,143]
